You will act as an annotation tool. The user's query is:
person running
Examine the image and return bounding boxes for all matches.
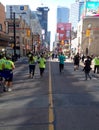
[3,55,15,92]
[83,56,92,80]
[58,52,66,73]
[93,56,99,74]
[73,52,80,71]
[28,53,37,78]
[38,54,46,77]
[0,54,6,92]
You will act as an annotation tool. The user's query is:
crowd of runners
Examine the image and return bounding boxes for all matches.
[0,50,99,93]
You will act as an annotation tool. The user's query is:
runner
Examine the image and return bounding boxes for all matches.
[28,53,37,78]
[38,54,46,77]
[58,52,66,73]
[73,52,81,71]
[0,54,5,92]
[3,55,15,92]
[83,56,92,80]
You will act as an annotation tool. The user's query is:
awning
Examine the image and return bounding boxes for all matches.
[0,33,10,42]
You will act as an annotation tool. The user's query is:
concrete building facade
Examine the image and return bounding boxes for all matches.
[77,17,99,56]
[6,17,32,56]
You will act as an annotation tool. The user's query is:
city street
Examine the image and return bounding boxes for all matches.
[0,58,99,130]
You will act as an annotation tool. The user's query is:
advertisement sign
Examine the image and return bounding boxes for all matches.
[20,5,28,11]
[57,23,71,41]
[80,1,99,18]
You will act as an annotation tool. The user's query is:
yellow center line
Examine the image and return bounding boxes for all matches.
[48,61,54,130]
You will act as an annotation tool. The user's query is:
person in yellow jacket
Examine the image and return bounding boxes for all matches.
[3,55,15,92]
[28,53,37,78]
[0,54,5,77]
[93,56,99,74]
[29,54,37,78]
[38,54,46,77]
[0,54,6,92]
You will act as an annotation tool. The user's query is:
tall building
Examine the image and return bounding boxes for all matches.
[69,1,84,31]
[57,6,69,23]
[6,5,31,26]
[36,7,49,45]
[0,2,10,51]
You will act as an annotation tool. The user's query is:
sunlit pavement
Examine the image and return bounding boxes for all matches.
[50,57,99,78]
[0,57,99,129]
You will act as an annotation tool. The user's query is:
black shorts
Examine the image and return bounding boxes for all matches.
[3,69,13,81]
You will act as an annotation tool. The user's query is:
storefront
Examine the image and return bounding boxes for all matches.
[0,33,10,55]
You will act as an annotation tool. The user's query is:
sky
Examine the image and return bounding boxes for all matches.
[0,0,75,49]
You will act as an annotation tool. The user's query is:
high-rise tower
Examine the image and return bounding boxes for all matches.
[57,6,69,23]
[69,1,84,30]
[36,7,49,44]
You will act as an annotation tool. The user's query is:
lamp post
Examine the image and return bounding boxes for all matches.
[32,33,34,52]
[13,12,16,56]
[84,0,87,17]
[13,12,26,57]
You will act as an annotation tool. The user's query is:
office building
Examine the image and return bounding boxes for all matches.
[36,7,49,46]
[6,5,31,26]
[69,1,84,30]
[57,6,69,23]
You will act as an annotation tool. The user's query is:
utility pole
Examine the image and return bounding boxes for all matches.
[32,33,34,52]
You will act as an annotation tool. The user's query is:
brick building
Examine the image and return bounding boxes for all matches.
[0,2,10,52]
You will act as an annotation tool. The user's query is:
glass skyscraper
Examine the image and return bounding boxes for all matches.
[57,6,69,23]
[36,7,49,43]
[69,1,84,31]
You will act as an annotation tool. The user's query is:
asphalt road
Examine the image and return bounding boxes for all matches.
[0,57,99,130]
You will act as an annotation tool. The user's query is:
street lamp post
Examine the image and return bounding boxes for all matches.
[84,0,87,17]
[13,12,16,56]
[32,33,34,52]
[13,12,26,58]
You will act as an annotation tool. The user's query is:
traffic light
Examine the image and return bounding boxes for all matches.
[86,29,91,37]
[61,40,64,45]
[27,29,30,37]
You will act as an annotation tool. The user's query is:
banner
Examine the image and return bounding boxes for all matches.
[57,23,71,41]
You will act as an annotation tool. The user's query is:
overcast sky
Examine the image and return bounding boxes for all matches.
[0,0,75,49]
